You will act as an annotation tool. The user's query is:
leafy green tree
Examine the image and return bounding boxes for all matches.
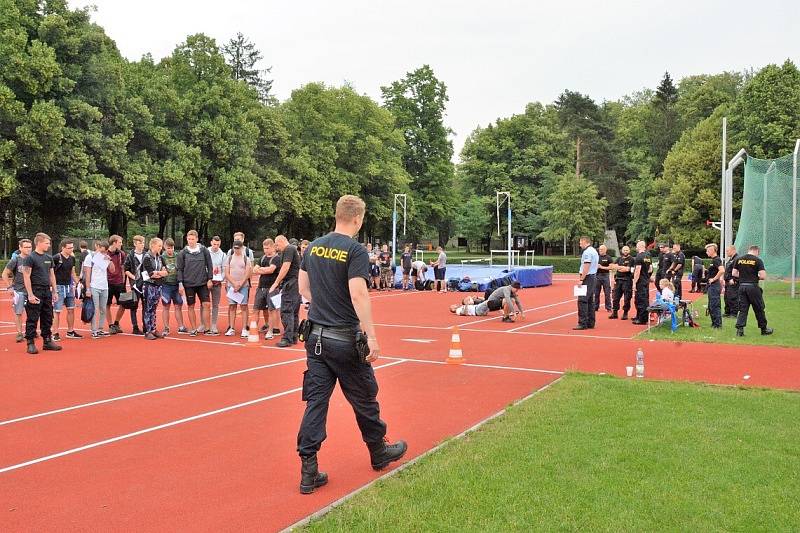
[220,32,274,105]
[676,72,741,129]
[538,173,607,247]
[648,71,681,173]
[381,65,456,245]
[454,196,492,253]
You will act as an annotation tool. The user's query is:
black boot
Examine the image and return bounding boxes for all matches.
[621,312,629,320]
[299,455,328,494]
[761,327,774,336]
[736,328,744,337]
[368,439,408,471]
[608,311,618,319]
[26,341,38,355]
[43,338,63,351]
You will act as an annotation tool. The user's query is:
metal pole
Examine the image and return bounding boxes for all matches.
[392,200,397,267]
[507,193,512,271]
[792,139,799,298]
[721,117,727,257]
[726,149,747,253]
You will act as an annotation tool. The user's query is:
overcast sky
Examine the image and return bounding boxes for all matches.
[72,0,799,159]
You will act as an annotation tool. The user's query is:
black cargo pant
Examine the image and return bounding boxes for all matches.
[707,280,722,327]
[576,274,596,328]
[593,275,611,311]
[724,281,739,316]
[25,285,54,341]
[280,283,301,344]
[612,277,632,314]
[735,283,768,330]
[634,279,650,322]
[672,272,684,300]
[691,267,703,292]
[297,332,387,457]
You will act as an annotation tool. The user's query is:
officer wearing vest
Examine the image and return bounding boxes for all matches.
[732,245,773,337]
[296,195,407,495]
[609,245,634,320]
[593,244,612,312]
[723,245,739,317]
[631,240,652,325]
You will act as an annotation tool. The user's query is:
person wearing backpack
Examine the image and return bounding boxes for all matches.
[177,230,214,336]
[124,235,147,335]
[2,238,32,342]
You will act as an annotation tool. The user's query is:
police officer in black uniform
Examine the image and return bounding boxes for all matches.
[723,245,739,317]
[704,243,724,328]
[732,245,773,337]
[654,243,669,294]
[631,240,652,325]
[609,245,634,320]
[593,244,612,313]
[296,195,407,495]
[667,243,685,300]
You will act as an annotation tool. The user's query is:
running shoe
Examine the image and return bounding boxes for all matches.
[206,329,220,336]
[177,326,189,335]
[66,330,83,339]
[240,328,249,338]
[224,327,235,336]
[52,333,61,342]
[189,330,198,337]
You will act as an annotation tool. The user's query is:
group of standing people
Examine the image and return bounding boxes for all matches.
[574,238,772,335]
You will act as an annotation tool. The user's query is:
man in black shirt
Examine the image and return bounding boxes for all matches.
[22,233,62,354]
[400,244,413,290]
[593,244,612,312]
[271,235,301,347]
[690,255,704,293]
[253,238,281,339]
[667,243,686,300]
[654,243,668,294]
[631,240,652,325]
[609,245,634,320]
[704,244,724,328]
[732,245,772,336]
[296,194,406,494]
[52,239,82,340]
[723,245,739,317]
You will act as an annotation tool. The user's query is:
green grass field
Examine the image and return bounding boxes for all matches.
[643,281,800,348]
[302,374,800,531]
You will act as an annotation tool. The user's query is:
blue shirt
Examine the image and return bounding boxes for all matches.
[581,246,599,275]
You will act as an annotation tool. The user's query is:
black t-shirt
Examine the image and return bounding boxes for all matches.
[280,244,300,287]
[724,254,738,280]
[401,252,412,270]
[378,251,391,268]
[734,254,765,283]
[302,232,370,329]
[23,251,53,287]
[671,251,685,274]
[597,254,612,277]
[660,251,674,273]
[257,255,281,289]
[707,256,722,280]
[634,251,652,283]
[615,255,635,279]
[52,253,75,285]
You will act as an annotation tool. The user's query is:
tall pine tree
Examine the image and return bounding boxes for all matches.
[220,32,274,104]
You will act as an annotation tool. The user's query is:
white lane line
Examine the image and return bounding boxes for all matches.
[508,311,578,332]
[456,297,576,328]
[374,321,631,340]
[400,339,436,344]
[383,356,563,375]
[0,360,407,475]
[0,358,307,427]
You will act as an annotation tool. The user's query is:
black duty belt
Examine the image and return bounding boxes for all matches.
[310,324,356,342]
[739,282,758,286]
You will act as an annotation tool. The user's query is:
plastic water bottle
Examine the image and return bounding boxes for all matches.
[635,348,645,378]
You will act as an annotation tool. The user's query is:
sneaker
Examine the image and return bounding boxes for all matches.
[189,330,198,337]
[15,333,24,343]
[177,326,189,335]
[206,329,220,336]
[240,329,249,338]
[91,332,100,339]
[224,327,235,337]
[98,330,111,337]
[265,331,274,340]
[163,326,170,337]
[109,324,121,335]
[500,316,514,323]
[273,328,280,335]
[66,330,83,339]
[52,333,61,342]
[260,325,269,333]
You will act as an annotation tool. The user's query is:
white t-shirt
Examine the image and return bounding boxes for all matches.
[86,252,110,290]
[661,287,675,303]
[411,260,427,272]
[455,304,477,316]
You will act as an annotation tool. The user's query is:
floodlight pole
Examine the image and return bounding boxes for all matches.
[497,191,511,271]
[725,148,747,254]
[792,139,799,298]
[392,194,407,267]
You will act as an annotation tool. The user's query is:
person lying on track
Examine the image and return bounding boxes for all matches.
[450,282,524,322]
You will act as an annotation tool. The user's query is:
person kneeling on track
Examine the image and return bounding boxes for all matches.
[451,282,524,322]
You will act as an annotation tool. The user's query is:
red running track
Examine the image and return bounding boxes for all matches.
[1,276,799,531]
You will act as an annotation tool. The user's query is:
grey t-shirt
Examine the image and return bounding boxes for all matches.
[437,251,447,269]
[487,285,523,314]
[6,256,25,291]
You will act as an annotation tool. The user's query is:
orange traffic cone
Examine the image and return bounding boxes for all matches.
[246,320,259,347]
[446,325,465,364]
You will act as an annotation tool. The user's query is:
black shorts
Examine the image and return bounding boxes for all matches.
[253,287,277,311]
[184,284,210,305]
[487,299,502,312]
[434,267,446,280]
[108,283,126,304]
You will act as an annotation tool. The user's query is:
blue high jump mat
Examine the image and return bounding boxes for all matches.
[393,264,553,291]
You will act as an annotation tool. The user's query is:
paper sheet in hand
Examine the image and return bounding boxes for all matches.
[227,287,245,305]
[270,291,281,308]
[573,284,587,297]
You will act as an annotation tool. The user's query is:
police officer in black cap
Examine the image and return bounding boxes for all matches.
[609,245,634,320]
[631,240,652,325]
[296,194,407,494]
[732,244,773,337]
[723,245,739,317]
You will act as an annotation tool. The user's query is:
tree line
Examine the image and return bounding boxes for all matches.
[2,1,799,254]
